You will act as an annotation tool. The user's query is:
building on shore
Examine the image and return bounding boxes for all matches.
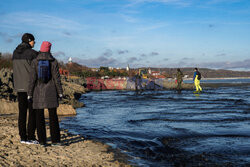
[68,57,72,64]
[126,64,130,71]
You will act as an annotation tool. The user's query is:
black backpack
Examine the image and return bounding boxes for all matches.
[38,60,51,83]
[197,71,201,80]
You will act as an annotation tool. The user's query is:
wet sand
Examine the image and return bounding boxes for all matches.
[0,114,131,167]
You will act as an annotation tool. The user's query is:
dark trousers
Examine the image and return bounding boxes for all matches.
[17,92,36,141]
[177,81,182,90]
[36,108,60,144]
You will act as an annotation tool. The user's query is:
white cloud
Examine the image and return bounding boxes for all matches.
[52,51,66,58]
[207,0,243,5]
[126,0,191,7]
[136,23,169,32]
[120,14,138,23]
[0,32,22,43]
[0,12,83,31]
[73,56,121,67]
[102,49,113,57]
[118,50,129,54]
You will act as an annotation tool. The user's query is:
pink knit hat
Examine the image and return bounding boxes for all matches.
[40,41,52,52]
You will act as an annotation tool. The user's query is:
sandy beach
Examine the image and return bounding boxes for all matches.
[0,113,131,167]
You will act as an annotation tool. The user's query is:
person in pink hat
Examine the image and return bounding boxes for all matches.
[28,41,63,146]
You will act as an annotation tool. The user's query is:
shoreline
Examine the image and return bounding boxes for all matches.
[0,113,132,167]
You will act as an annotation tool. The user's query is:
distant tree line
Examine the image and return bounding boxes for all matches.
[58,62,129,78]
[156,67,250,78]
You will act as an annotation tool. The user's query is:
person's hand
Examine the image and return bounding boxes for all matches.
[27,96,32,103]
[59,94,63,101]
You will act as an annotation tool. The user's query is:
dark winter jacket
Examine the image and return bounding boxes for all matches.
[12,42,38,92]
[176,71,184,83]
[28,52,63,109]
[193,71,201,81]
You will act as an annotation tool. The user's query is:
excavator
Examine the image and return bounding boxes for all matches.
[138,68,148,79]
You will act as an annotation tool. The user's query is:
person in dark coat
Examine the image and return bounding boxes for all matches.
[28,41,63,146]
[12,33,38,144]
[176,68,184,91]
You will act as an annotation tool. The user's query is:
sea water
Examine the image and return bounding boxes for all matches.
[60,79,250,166]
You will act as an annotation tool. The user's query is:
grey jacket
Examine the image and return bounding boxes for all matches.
[28,52,63,109]
[12,42,38,92]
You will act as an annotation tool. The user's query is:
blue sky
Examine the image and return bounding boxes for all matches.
[0,0,250,70]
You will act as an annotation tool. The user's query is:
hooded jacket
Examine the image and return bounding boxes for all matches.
[28,52,63,109]
[193,71,201,81]
[12,42,38,92]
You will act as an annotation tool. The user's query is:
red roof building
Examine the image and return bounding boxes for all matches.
[151,71,165,79]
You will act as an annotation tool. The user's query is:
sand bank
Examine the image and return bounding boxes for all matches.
[0,114,131,167]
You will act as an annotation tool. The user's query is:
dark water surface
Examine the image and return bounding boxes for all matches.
[61,81,250,166]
